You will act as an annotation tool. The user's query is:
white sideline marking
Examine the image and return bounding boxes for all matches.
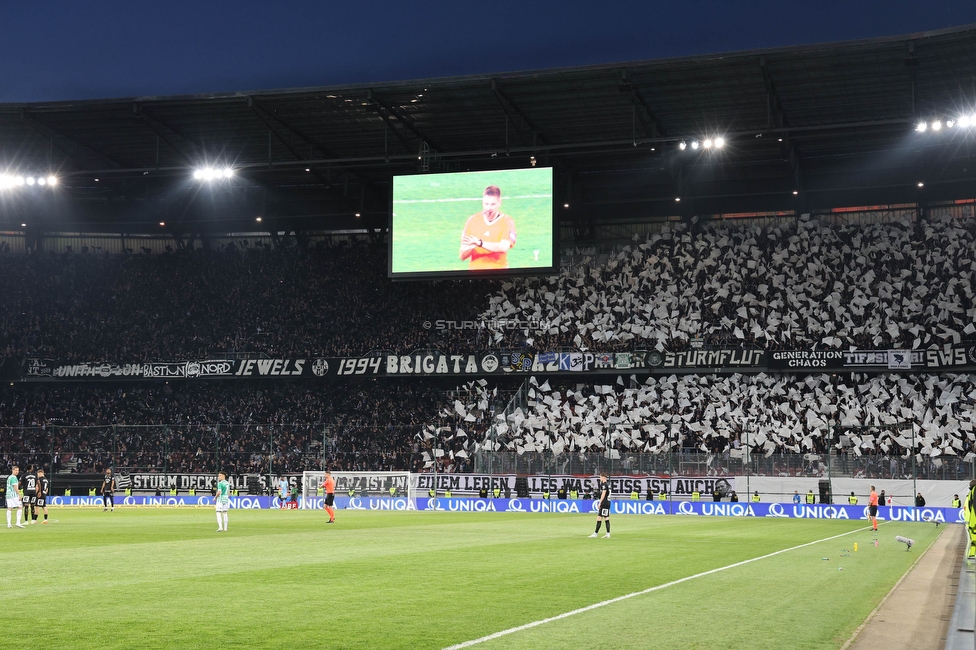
[443,525,873,649]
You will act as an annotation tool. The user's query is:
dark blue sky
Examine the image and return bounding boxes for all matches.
[1,1,973,103]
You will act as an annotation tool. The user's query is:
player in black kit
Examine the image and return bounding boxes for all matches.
[22,466,38,525]
[589,471,612,539]
[102,469,116,512]
[36,468,50,523]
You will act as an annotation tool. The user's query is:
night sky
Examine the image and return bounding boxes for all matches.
[1,1,974,103]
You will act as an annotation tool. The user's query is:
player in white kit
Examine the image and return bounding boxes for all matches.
[6,466,25,529]
[215,472,231,532]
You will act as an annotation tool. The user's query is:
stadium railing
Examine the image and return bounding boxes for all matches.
[4,425,973,483]
[472,450,976,481]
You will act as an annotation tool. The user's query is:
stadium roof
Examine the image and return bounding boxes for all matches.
[1,24,975,237]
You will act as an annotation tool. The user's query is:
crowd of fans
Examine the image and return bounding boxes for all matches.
[444,373,976,475]
[483,213,976,351]
[0,380,451,475]
[0,243,489,362]
[3,214,975,360]
[2,212,976,477]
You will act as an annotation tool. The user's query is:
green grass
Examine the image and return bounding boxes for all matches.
[0,508,943,649]
[392,168,553,274]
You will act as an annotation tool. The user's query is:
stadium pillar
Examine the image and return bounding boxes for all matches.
[488,422,493,477]
[826,425,834,504]
[163,426,170,479]
[547,436,552,499]
[667,423,674,515]
[268,425,274,491]
[321,424,329,472]
[745,421,750,503]
[215,425,220,475]
[910,421,917,514]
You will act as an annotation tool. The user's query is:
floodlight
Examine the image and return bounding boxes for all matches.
[675,197,681,202]
[26,177,35,185]
[159,221,165,226]
[564,203,570,208]
[255,217,262,222]
[37,178,46,186]
[690,140,700,150]
[915,122,927,132]
[946,119,955,128]
[678,141,687,150]
[21,223,26,228]
[714,137,725,148]
[917,182,924,188]
[703,139,713,149]
[792,191,798,196]
[931,120,942,131]
[958,114,972,128]
[193,167,231,181]
[47,176,58,186]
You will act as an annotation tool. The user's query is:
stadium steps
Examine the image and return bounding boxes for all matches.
[828,449,852,478]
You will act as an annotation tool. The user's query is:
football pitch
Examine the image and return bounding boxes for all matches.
[0,508,943,649]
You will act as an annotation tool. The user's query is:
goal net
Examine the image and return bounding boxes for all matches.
[300,471,417,509]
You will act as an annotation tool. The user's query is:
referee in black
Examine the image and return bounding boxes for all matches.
[589,471,612,539]
[102,468,116,512]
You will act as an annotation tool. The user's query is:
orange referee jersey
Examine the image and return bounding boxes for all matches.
[462,212,516,270]
[323,477,335,494]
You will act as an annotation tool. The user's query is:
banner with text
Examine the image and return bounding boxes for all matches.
[768,345,976,371]
[30,494,965,524]
[414,473,734,497]
[19,344,976,382]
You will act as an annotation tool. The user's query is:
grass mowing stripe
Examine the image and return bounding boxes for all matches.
[395,194,553,203]
[444,524,876,650]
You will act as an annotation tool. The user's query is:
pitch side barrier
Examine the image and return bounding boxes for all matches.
[42,495,964,523]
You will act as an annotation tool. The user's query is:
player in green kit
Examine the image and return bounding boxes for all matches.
[215,472,230,532]
[6,466,25,528]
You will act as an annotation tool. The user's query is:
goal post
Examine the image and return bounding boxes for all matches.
[300,471,417,509]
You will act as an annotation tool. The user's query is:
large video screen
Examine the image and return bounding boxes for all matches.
[390,167,554,279]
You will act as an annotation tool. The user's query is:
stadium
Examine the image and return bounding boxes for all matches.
[2,17,976,650]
